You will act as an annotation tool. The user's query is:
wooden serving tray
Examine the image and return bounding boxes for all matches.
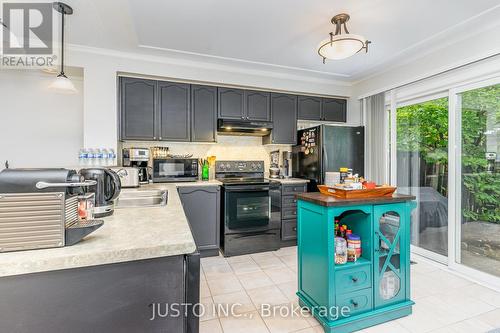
[317,185,397,199]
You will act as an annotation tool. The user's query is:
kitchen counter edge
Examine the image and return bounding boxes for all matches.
[0,182,222,278]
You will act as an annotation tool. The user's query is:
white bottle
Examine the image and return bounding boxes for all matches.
[87,148,95,166]
[78,148,87,166]
[109,148,116,166]
[98,148,104,166]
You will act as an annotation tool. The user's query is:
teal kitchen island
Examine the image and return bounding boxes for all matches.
[295,192,416,333]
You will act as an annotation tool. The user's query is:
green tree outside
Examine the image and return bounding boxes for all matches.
[396,85,500,224]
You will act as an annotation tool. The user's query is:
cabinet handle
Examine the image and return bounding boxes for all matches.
[153,136,157,139]
[159,137,162,140]
[351,300,358,307]
[293,227,297,231]
[293,211,296,215]
[293,199,297,203]
[351,277,358,283]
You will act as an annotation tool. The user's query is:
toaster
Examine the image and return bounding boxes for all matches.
[111,167,140,188]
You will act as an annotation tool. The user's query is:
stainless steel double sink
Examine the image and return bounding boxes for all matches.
[115,189,168,208]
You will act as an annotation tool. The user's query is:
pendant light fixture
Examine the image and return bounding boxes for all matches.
[317,13,370,63]
[48,2,76,93]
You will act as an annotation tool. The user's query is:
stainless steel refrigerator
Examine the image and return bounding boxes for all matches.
[292,125,365,192]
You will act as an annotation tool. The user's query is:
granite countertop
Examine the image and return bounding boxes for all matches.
[266,178,309,184]
[296,192,416,207]
[0,181,222,278]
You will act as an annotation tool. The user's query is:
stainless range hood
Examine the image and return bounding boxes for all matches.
[217,119,273,136]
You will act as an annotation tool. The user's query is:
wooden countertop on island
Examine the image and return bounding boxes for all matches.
[296,192,416,207]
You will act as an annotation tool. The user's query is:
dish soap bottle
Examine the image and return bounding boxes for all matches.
[202,160,209,181]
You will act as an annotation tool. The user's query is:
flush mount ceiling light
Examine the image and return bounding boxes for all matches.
[48,2,76,93]
[317,13,371,63]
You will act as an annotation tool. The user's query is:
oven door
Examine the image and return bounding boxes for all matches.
[152,159,198,182]
[224,185,280,233]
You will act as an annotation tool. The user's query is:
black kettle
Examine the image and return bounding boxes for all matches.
[80,168,121,217]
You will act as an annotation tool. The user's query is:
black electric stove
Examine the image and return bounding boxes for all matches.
[216,161,281,257]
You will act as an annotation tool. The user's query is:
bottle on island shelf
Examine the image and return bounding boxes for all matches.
[334,218,362,264]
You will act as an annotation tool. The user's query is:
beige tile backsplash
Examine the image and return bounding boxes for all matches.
[121,135,291,174]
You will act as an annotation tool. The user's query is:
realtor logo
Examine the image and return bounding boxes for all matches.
[2,2,52,54]
[1,2,55,68]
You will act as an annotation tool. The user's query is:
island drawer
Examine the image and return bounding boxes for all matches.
[282,184,307,195]
[335,264,371,293]
[281,219,297,241]
[336,288,373,317]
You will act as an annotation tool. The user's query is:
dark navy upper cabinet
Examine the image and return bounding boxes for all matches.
[218,88,245,120]
[245,90,271,121]
[191,85,217,142]
[298,96,347,122]
[263,93,297,145]
[298,96,322,121]
[120,77,157,140]
[158,82,190,141]
[120,78,217,142]
[322,98,347,122]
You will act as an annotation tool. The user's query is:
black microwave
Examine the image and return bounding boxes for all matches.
[152,158,199,182]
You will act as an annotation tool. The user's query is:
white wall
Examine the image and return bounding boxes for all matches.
[0,70,83,169]
[66,45,357,152]
[352,21,500,99]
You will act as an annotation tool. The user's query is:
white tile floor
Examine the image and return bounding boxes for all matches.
[199,246,500,333]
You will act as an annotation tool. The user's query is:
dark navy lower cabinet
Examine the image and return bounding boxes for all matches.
[280,183,307,245]
[178,185,220,257]
[0,255,200,333]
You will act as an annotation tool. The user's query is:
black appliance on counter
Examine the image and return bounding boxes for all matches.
[80,168,121,217]
[216,160,281,257]
[292,125,365,192]
[122,148,150,184]
[152,158,198,183]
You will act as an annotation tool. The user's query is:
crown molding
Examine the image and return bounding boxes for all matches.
[67,44,353,87]
[137,44,351,79]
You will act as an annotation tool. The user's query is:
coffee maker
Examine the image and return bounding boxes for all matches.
[122,148,150,184]
[269,150,280,179]
[282,151,292,178]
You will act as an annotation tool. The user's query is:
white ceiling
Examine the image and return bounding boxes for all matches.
[65,0,500,83]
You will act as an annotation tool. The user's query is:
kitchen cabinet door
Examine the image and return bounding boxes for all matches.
[218,87,245,120]
[298,96,322,121]
[322,98,347,122]
[373,203,408,308]
[120,77,157,140]
[191,85,217,142]
[264,93,297,144]
[158,81,190,141]
[245,90,271,121]
[178,186,220,257]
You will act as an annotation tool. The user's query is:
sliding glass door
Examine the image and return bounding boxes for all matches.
[389,76,500,286]
[396,98,449,258]
[455,83,500,277]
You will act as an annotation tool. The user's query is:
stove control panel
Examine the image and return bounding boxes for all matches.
[215,160,264,173]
